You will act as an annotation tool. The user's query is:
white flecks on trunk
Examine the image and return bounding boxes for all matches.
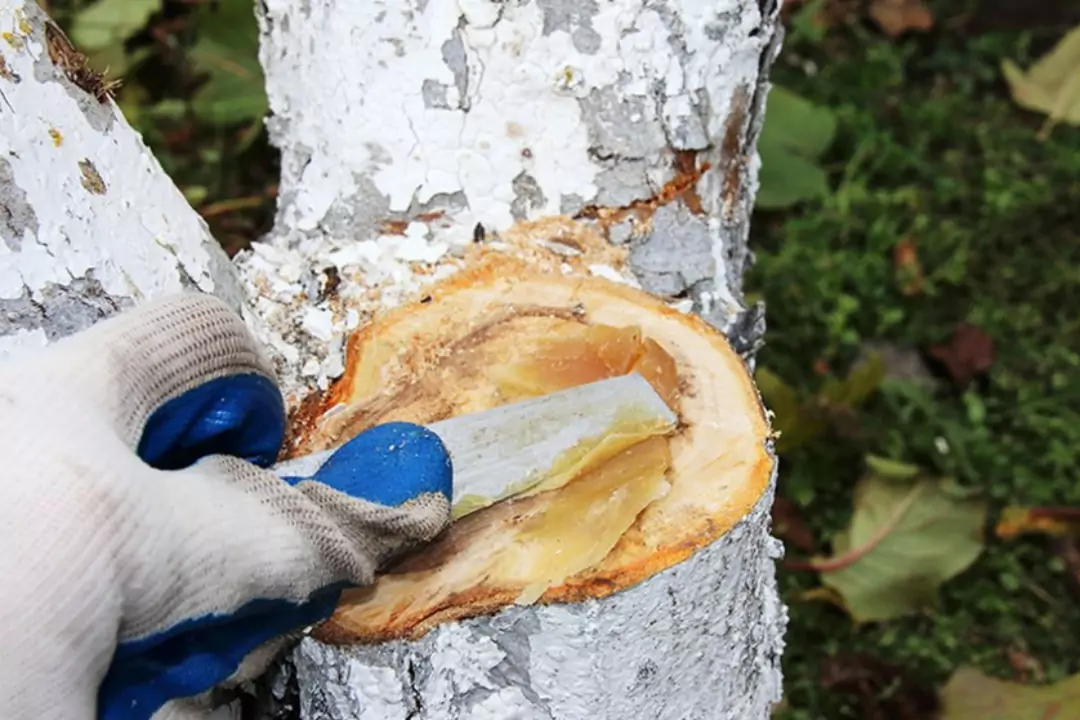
[294,486,786,720]
[0,1,242,360]
[238,0,781,402]
[245,0,786,717]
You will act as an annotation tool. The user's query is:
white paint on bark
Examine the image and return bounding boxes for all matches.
[0,1,241,358]
[295,482,786,720]
[258,0,761,234]
[240,1,786,710]
[5,0,785,714]
[239,0,780,400]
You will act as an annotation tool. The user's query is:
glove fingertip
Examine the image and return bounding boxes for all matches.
[316,422,453,507]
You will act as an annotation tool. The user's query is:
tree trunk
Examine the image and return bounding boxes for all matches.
[245,1,788,718]
[4,0,787,717]
[0,1,243,360]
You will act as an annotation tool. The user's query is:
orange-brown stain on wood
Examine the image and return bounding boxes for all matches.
[0,52,14,81]
[577,150,712,228]
[720,85,751,219]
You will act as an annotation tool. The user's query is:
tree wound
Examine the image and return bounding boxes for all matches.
[286,253,774,646]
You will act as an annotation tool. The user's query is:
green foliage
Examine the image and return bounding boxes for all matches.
[69,0,160,74]
[187,2,267,125]
[755,10,1080,719]
[52,0,277,253]
[756,85,838,209]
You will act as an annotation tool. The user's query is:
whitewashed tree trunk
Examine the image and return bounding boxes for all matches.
[0,1,244,361]
[3,0,787,718]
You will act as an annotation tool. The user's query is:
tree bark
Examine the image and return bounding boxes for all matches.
[0,1,243,360]
[238,0,780,404]
[4,0,787,717]
[244,1,787,718]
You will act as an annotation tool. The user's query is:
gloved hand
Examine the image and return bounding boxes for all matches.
[0,292,453,720]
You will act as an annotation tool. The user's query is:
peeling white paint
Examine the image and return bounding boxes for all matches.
[587,263,638,288]
[0,3,233,312]
[236,224,468,401]
[258,0,762,239]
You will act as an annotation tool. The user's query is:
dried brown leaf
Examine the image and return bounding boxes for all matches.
[927,324,995,387]
[893,238,924,296]
[868,0,934,37]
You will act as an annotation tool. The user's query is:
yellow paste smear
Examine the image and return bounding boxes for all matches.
[486,323,678,602]
[351,432,673,623]
[312,261,777,643]
[328,320,683,628]
[501,436,672,604]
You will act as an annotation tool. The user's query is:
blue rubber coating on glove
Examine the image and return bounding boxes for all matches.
[137,373,286,471]
[97,582,346,720]
[282,421,454,506]
[108,376,454,719]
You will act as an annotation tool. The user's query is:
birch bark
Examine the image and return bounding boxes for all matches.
[1,0,787,717]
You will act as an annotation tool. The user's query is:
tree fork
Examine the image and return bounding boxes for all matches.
[1,0,787,718]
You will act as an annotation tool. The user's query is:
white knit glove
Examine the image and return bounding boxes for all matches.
[0,293,453,720]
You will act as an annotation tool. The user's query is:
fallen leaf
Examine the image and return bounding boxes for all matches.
[757,357,885,455]
[996,506,1080,539]
[70,0,162,51]
[1001,24,1080,140]
[794,585,845,605]
[821,653,939,720]
[819,351,886,408]
[892,239,924,295]
[868,0,934,37]
[772,496,818,552]
[940,666,1080,719]
[865,454,921,480]
[814,470,988,622]
[927,324,995,388]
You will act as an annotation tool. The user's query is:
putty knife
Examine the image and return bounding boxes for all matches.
[272,373,677,517]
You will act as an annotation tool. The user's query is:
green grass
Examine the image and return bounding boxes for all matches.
[751,5,1080,716]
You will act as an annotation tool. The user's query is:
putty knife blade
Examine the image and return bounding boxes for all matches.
[272,373,677,517]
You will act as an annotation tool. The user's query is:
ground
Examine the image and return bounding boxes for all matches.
[753,1,1080,716]
[45,0,1080,715]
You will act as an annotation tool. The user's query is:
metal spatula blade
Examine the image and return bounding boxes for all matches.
[272,373,677,516]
